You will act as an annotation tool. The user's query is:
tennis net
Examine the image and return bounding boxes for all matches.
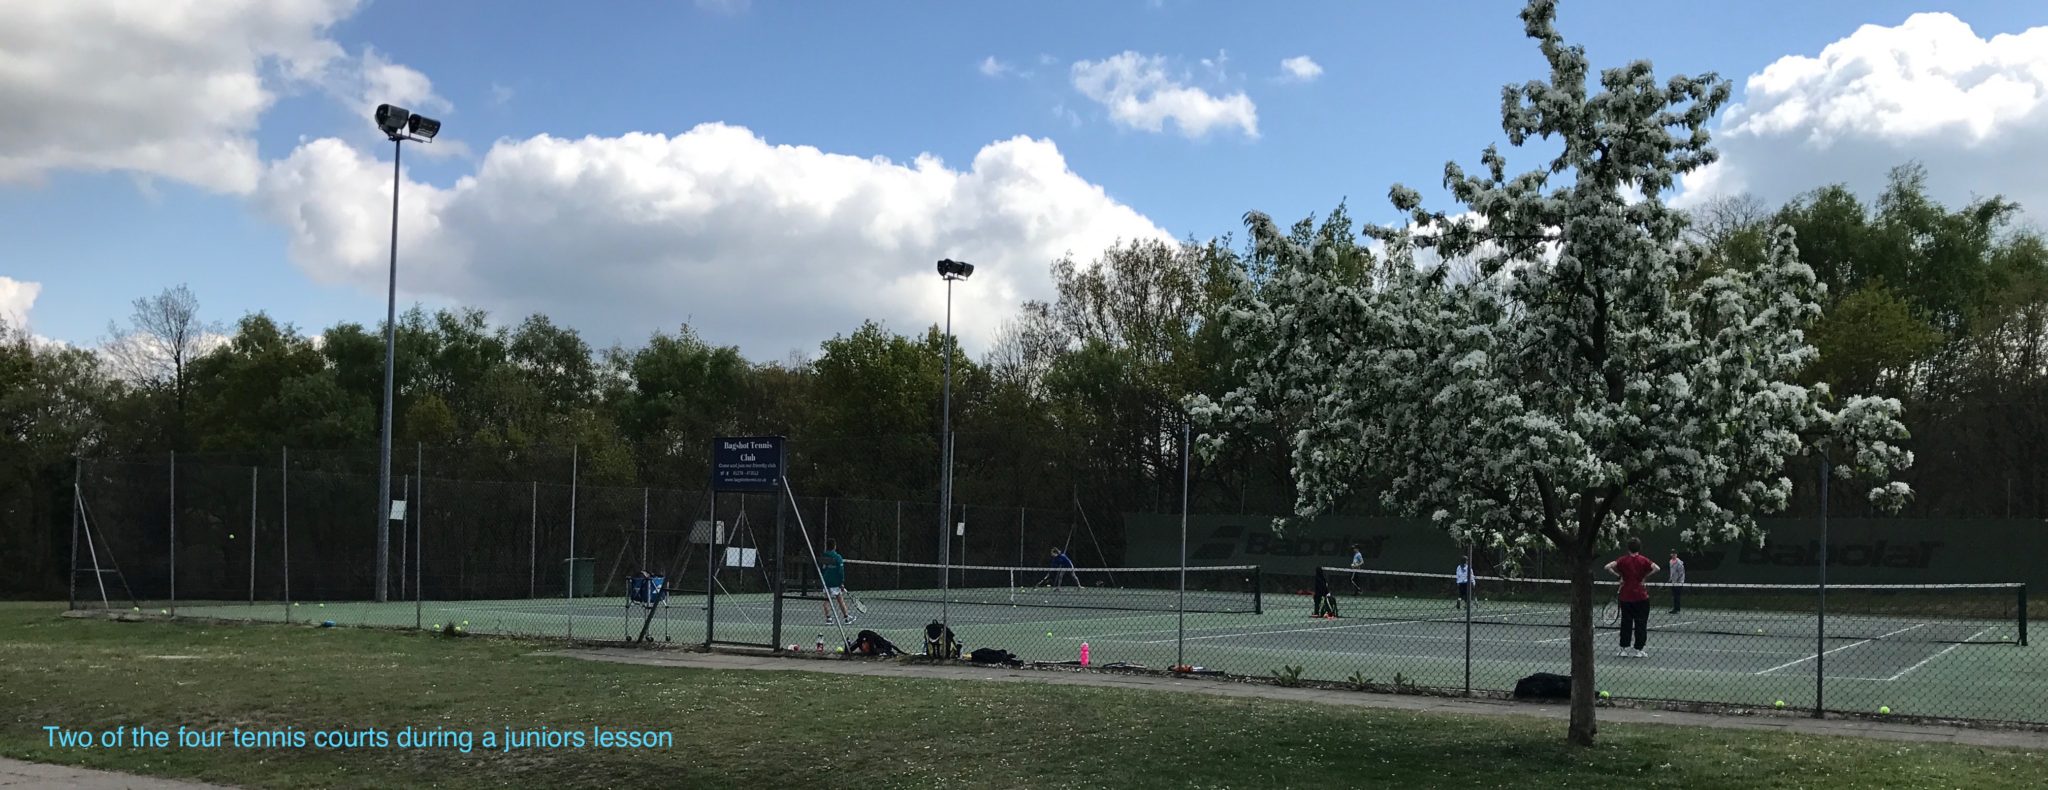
[790,559,1263,614]
[1319,567,2027,645]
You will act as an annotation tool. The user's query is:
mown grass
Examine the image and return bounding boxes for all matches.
[0,602,2041,789]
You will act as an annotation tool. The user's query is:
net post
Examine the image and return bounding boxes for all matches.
[2020,585,2029,647]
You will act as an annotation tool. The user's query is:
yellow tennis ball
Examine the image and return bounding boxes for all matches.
[228,533,235,539]
[160,609,168,614]
[1774,700,1785,709]
[1598,690,1610,699]
[131,606,140,612]
[1878,706,1890,715]
[1046,632,1054,637]
[461,620,469,625]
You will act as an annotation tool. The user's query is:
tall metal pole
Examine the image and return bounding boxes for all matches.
[1815,449,1829,719]
[373,138,404,603]
[1178,422,1190,668]
[939,276,954,632]
[642,487,650,571]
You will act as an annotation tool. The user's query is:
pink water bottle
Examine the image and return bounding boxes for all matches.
[1079,642,1090,667]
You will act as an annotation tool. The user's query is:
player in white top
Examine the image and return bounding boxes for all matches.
[1453,556,1474,610]
[1348,543,1366,592]
[1667,551,1686,614]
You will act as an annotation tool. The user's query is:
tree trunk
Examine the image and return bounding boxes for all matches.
[1566,550,1599,746]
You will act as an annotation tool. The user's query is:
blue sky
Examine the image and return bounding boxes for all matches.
[5,0,2047,359]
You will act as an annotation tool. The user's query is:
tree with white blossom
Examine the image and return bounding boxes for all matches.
[1188,0,1913,746]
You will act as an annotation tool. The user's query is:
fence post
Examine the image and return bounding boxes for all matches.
[399,474,410,600]
[68,458,80,611]
[1464,543,1473,696]
[169,450,176,616]
[1815,449,1829,719]
[281,447,290,622]
[529,480,537,599]
[569,444,579,640]
[705,492,717,648]
[248,467,257,606]
[641,487,650,572]
[1178,422,1189,670]
[415,442,423,630]
[893,500,902,589]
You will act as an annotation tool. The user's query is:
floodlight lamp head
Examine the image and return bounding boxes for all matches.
[375,104,411,137]
[407,114,441,140]
[937,259,974,280]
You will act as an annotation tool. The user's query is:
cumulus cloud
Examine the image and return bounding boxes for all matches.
[1678,13,2048,223]
[1279,56,1323,83]
[257,125,1170,358]
[0,276,41,328]
[980,56,1011,78]
[1070,52,1258,139]
[0,0,457,193]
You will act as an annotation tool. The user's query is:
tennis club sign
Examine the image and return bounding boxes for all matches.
[711,436,785,491]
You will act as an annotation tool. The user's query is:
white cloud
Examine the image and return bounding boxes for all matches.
[1070,52,1258,139]
[0,276,41,328]
[0,0,359,193]
[1280,56,1323,83]
[489,83,516,106]
[980,56,1011,78]
[257,125,1171,359]
[1678,13,2048,224]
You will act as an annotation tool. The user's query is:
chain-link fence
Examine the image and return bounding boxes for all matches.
[66,444,2045,728]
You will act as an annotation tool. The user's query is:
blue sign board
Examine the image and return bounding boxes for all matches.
[711,436,785,491]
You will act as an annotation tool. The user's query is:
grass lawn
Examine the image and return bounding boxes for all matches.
[0,603,2041,789]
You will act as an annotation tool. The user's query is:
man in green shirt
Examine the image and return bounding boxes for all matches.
[820,539,855,625]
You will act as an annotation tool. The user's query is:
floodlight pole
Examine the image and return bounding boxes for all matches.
[374,135,402,603]
[939,273,955,632]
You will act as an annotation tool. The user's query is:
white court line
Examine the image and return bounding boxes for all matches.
[1534,620,1700,644]
[1754,623,1928,675]
[1884,625,1997,682]
[1130,613,1495,644]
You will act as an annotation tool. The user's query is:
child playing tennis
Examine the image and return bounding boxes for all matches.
[819,539,855,625]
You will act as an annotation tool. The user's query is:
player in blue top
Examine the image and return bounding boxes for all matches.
[819,539,855,625]
[1045,547,1082,589]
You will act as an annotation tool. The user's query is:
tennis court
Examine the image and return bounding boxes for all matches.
[173,560,2043,726]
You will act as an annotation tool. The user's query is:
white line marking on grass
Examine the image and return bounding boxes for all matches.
[1754,623,1928,675]
[1883,625,1997,682]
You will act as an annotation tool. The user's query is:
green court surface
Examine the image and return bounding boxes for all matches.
[165,586,2045,726]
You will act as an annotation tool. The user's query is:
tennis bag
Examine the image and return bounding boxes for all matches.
[923,621,960,659]
[1513,672,1571,699]
[968,647,1021,666]
[847,629,901,657]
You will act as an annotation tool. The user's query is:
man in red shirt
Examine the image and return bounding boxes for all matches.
[1604,538,1661,658]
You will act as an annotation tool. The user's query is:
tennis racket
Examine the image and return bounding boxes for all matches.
[1599,595,1619,627]
[851,593,868,614]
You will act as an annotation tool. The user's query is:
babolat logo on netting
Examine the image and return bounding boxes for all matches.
[1738,540,1944,569]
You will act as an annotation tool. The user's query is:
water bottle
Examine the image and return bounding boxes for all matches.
[1079,642,1090,667]
[815,633,825,652]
